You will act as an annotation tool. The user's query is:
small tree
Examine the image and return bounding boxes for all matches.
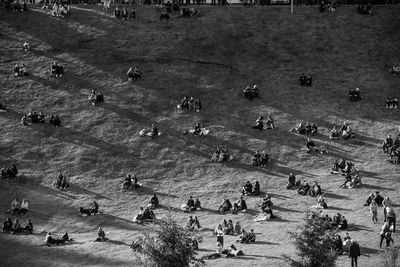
[383,246,400,267]
[133,219,203,267]
[283,210,338,267]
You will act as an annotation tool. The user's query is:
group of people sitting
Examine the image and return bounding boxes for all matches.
[210,146,231,163]
[50,3,71,17]
[3,218,33,234]
[214,220,241,236]
[53,172,69,190]
[122,174,141,190]
[385,96,399,109]
[218,197,247,214]
[114,7,136,20]
[292,121,318,135]
[319,0,338,12]
[203,242,244,259]
[178,96,202,112]
[45,232,72,246]
[50,62,64,78]
[389,62,400,75]
[330,122,355,140]
[13,63,29,77]
[236,229,256,244]
[356,4,373,15]
[348,88,362,102]
[305,138,328,154]
[186,122,209,136]
[331,158,358,176]
[251,115,274,130]
[298,73,313,86]
[286,172,301,189]
[21,111,45,125]
[383,133,400,164]
[1,164,18,179]
[79,201,99,216]
[127,66,142,81]
[241,181,260,196]
[251,150,269,167]
[5,0,27,11]
[179,6,200,17]
[88,89,104,106]
[297,181,322,196]
[321,212,348,230]
[133,206,156,223]
[181,196,201,212]
[7,198,29,215]
[243,85,259,99]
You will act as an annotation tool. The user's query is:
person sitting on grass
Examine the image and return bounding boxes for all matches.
[297,181,310,195]
[179,96,189,110]
[150,194,159,209]
[316,195,328,209]
[20,199,29,214]
[88,89,98,106]
[11,219,22,234]
[132,66,142,80]
[96,227,108,242]
[22,41,30,51]
[298,73,307,86]
[51,62,64,77]
[305,138,328,154]
[386,96,399,109]
[219,199,232,214]
[49,115,61,128]
[251,116,264,130]
[305,75,313,86]
[187,216,201,231]
[237,229,256,244]
[194,198,201,210]
[383,135,394,153]
[3,218,13,233]
[237,197,247,212]
[79,201,99,216]
[121,7,128,20]
[9,198,21,215]
[389,62,400,75]
[242,181,253,196]
[186,196,196,212]
[309,181,322,196]
[287,172,297,189]
[114,7,121,19]
[265,115,275,130]
[14,63,29,77]
[129,7,136,20]
[23,219,33,234]
[253,181,261,195]
[330,125,340,139]
[291,120,306,134]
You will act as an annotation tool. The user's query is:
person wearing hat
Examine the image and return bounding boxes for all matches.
[349,240,361,267]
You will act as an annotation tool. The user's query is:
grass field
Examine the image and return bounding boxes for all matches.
[0,4,400,267]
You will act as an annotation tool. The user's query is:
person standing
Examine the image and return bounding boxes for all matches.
[370,200,378,224]
[349,240,361,267]
[383,196,392,222]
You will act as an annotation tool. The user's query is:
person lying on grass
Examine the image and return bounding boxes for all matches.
[305,138,328,154]
[45,232,72,246]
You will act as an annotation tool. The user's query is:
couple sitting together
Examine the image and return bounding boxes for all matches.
[1,164,18,179]
[251,115,275,130]
[49,115,61,128]
[123,174,141,190]
[88,89,104,106]
[243,85,259,99]
[13,63,29,77]
[185,122,209,136]
[51,62,64,77]
[8,198,29,215]
[292,121,318,135]
[254,194,277,221]
[179,96,202,112]
[331,158,358,176]
[297,181,322,196]
[53,172,69,190]
[237,229,256,244]
[385,96,399,109]
[340,172,362,189]
[348,88,362,102]
[210,146,231,163]
[298,73,313,86]
[79,201,99,216]
[219,197,247,214]
[181,196,201,212]
[127,66,142,81]
[252,150,269,166]
[242,181,261,196]
[46,232,72,246]
[133,206,156,223]
[3,218,33,234]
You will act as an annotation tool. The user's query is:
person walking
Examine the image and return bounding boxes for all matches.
[349,240,361,267]
[370,200,378,224]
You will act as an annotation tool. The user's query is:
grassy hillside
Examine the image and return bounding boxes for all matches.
[0,5,399,267]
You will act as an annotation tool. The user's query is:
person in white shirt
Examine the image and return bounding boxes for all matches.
[20,199,29,214]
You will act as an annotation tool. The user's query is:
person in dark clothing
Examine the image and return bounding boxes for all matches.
[374,192,384,206]
[187,196,195,211]
[253,181,260,195]
[298,73,306,85]
[287,172,296,189]
[349,240,361,267]
[150,194,159,209]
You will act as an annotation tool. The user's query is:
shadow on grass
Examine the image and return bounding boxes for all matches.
[324,191,351,200]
